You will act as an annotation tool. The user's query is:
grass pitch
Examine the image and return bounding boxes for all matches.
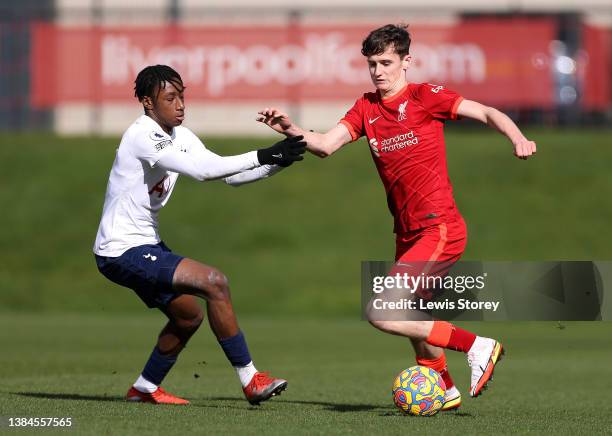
[1,128,611,317]
[1,129,611,434]
[1,314,612,435]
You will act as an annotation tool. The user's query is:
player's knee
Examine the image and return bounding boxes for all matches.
[190,310,204,330]
[368,319,401,334]
[175,310,204,333]
[206,269,231,302]
[365,305,391,331]
[368,318,389,331]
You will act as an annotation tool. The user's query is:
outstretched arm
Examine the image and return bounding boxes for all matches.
[257,108,352,158]
[156,147,259,181]
[155,136,306,181]
[456,99,537,160]
[222,164,283,187]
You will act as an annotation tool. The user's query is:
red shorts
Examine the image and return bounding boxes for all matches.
[395,217,467,263]
[391,218,467,300]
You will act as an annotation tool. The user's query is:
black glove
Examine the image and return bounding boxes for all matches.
[257,135,306,167]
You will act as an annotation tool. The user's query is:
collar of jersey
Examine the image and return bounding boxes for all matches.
[378,83,410,105]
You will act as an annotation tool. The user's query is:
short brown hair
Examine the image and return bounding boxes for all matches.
[361,24,411,58]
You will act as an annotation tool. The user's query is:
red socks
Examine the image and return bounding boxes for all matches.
[426,321,476,353]
[416,353,455,389]
[418,321,478,389]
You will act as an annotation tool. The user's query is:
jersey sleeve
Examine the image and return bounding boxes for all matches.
[223,164,283,186]
[154,127,259,181]
[414,83,464,120]
[130,127,180,168]
[339,96,366,141]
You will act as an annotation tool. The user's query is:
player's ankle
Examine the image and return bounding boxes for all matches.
[235,361,258,387]
[133,375,158,393]
[468,336,493,354]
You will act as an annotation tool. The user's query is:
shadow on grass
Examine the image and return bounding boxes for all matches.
[204,396,474,417]
[206,396,389,413]
[378,411,474,418]
[10,392,474,418]
[12,392,123,402]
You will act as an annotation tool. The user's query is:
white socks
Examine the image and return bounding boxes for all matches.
[235,361,258,387]
[133,375,158,393]
[133,364,258,391]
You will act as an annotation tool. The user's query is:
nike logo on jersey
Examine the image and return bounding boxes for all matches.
[368,116,381,125]
[272,153,283,159]
[143,253,158,261]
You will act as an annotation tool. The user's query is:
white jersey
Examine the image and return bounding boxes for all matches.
[94,114,270,257]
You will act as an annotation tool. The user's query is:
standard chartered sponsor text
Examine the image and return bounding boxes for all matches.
[379,131,419,152]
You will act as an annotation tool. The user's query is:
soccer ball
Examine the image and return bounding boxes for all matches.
[392,365,446,416]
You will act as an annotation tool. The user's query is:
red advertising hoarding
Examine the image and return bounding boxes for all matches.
[581,24,611,111]
[31,19,558,108]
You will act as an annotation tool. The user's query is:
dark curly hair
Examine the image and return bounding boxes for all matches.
[134,65,184,101]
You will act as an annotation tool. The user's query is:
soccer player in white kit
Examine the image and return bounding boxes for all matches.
[93,65,306,405]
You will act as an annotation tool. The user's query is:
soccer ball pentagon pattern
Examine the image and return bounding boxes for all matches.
[392,365,446,416]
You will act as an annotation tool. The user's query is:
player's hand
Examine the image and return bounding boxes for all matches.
[513,138,537,160]
[256,108,294,135]
[257,135,306,167]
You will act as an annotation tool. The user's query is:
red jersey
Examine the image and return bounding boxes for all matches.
[340,82,464,233]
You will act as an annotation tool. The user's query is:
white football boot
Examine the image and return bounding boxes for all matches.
[441,385,461,411]
[467,337,504,397]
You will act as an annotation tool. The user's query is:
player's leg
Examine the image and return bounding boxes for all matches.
[95,242,202,404]
[403,221,468,404]
[422,219,503,398]
[374,224,461,406]
[370,318,502,397]
[158,294,204,356]
[172,258,287,405]
[369,219,503,398]
[405,226,462,407]
[425,320,503,398]
[128,294,203,404]
[410,339,461,410]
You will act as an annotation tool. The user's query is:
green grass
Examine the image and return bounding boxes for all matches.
[1,314,611,435]
[0,128,611,316]
[1,129,611,433]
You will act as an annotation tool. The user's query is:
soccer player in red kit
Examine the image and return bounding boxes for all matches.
[257,24,536,410]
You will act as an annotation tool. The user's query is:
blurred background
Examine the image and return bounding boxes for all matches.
[1,0,610,134]
[0,0,610,317]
